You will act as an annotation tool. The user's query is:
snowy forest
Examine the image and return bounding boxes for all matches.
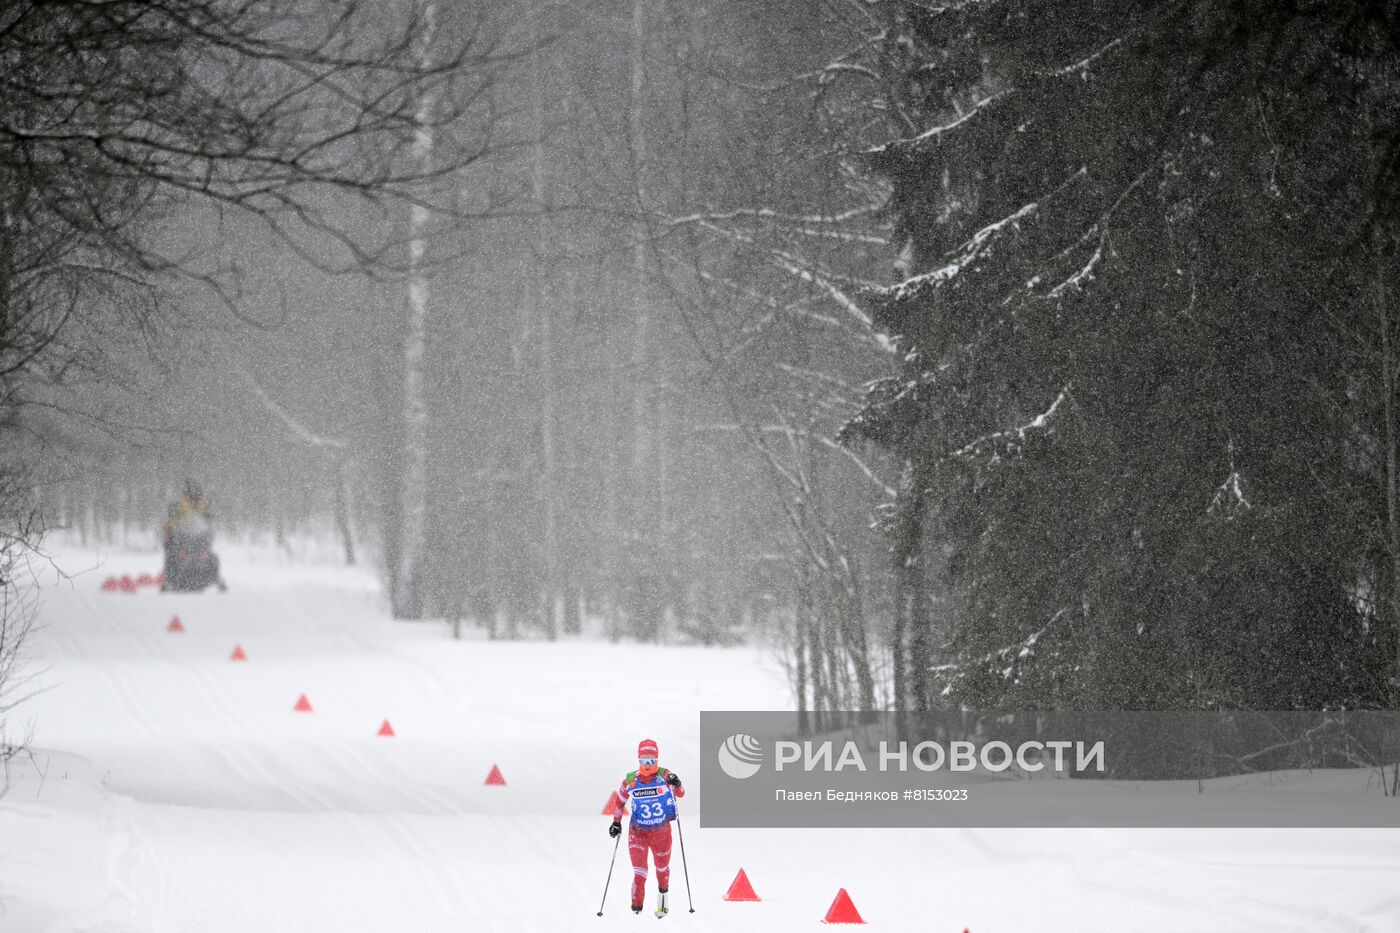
[5,0,1400,724]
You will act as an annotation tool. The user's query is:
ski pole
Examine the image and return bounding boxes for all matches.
[596,833,621,916]
[674,815,696,913]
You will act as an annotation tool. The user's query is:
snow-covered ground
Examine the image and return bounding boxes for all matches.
[2,543,1399,932]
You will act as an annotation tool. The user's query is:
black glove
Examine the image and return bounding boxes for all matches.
[609,820,622,838]
[666,772,682,787]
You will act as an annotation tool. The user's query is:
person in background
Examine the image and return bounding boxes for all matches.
[161,479,226,592]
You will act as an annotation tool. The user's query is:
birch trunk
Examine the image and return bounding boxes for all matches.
[629,0,652,499]
[795,562,811,736]
[333,458,356,567]
[393,1,437,620]
[533,2,560,639]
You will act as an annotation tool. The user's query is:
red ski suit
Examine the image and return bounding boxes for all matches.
[614,767,684,907]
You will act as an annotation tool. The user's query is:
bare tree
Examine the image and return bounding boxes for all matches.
[1,0,524,414]
[0,0,529,685]
[623,2,911,713]
[0,474,41,775]
[234,365,355,564]
[392,0,441,620]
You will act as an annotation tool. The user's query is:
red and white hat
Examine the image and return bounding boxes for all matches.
[638,738,659,759]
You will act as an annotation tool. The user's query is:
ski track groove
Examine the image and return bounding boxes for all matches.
[92,620,611,930]
[174,661,312,811]
[377,812,463,919]
[115,793,172,932]
[334,624,453,705]
[96,664,165,745]
[321,738,455,814]
[94,592,282,809]
[309,734,464,918]
[76,590,328,813]
[310,738,472,916]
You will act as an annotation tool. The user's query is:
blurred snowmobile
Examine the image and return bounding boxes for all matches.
[161,479,228,592]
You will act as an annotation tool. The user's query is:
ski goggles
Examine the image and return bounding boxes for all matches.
[638,757,658,768]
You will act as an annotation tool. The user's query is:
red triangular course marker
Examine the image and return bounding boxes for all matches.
[601,791,627,816]
[724,868,760,902]
[167,616,185,633]
[378,719,396,737]
[230,644,247,662]
[293,693,313,713]
[823,888,865,924]
[484,764,506,785]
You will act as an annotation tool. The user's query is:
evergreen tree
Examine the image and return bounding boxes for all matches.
[845,0,1400,710]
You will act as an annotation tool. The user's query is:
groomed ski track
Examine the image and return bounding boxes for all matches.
[2,544,1397,932]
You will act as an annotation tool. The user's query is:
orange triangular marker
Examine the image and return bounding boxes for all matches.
[378,719,396,737]
[167,616,185,633]
[724,868,760,901]
[293,693,313,712]
[823,888,865,924]
[601,791,627,816]
[230,644,247,661]
[484,764,506,785]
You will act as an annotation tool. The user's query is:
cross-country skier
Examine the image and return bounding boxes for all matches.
[609,738,684,917]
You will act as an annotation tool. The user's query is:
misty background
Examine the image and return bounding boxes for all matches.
[5,0,1400,727]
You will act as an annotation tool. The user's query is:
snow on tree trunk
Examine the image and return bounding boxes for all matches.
[534,0,560,639]
[393,0,437,621]
[1380,266,1400,706]
[890,459,931,721]
[334,458,355,567]
[628,0,651,494]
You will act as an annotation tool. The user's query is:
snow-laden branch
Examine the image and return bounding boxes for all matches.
[680,262,899,359]
[933,607,1070,691]
[1208,471,1251,515]
[870,35,1125,156]
[235,365,347,450]
[686,35,883,94]
[876,201,1042,301]
[867,90,1013,154]
[875,166,1089,305]
[818,61,882,83]
[664,199,891,232]
[1013,165,1151,304]
[698,423,897,499]
[1233,719,1347,766]
[680,217,896,352]
[1042,37,1125,78]
[950,386,1070,460]
[1048,228,1106,298]
[769,252,873,328]
[693,267,840,327]
[774,363,862,395]
[1208,440,1251,516]
[820,436,896,500]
